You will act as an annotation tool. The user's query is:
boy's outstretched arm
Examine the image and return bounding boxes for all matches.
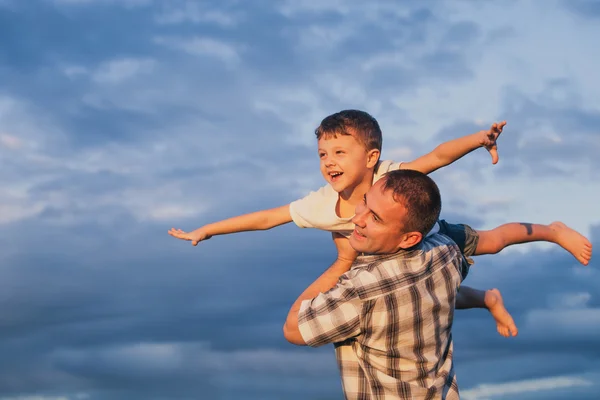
[168,204,293,246]
[400,121,506,175]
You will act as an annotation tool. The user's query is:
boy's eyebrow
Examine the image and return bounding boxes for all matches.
[364,194,384,223]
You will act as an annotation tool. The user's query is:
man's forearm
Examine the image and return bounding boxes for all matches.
[283,257,355,345]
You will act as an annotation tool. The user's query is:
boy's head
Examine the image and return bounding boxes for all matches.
[315,110,383,193]
[315,110,382,152]
[350,169,442,254]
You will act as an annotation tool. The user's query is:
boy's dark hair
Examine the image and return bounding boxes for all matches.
[381,169,441,236]
[315,110,383,152]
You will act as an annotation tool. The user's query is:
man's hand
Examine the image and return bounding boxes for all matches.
[168,227,212,246]
[478,121,506,165]
[333,233,359,265]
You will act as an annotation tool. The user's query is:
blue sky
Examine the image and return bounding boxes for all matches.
[0,0,599,399]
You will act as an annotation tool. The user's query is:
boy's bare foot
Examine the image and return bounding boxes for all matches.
[485,288,518,338]
[550,221,593,266]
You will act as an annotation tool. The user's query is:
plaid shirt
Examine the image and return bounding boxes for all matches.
[298,233,465,400]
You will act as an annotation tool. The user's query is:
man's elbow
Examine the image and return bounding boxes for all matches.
[283,321,306,346]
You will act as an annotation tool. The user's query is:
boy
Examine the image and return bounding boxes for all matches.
[169,110,592,337]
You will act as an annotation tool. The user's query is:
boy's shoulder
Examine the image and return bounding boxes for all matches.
[374,160,403,182]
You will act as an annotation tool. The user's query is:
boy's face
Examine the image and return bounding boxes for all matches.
[317,132,378,193]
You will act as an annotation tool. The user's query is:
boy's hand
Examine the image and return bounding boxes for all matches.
[478,121,506,165]
[168,227,212,246]
[332,233,359,265]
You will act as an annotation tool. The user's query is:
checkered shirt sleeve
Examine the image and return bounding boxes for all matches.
[297,271,365,347]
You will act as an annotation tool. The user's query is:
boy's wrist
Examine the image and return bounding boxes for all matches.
[198,225,212,236]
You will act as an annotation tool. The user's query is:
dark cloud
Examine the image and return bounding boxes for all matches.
[0,1,598,399]
[563,0,600,19]
[490,81,600,180]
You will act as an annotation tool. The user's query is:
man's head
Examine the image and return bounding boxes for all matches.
[349,169,442,254]
[315,110,382,193]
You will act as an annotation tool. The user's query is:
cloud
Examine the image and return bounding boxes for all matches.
[462,375,594,400]
[91,58,155,84]
[50,0,150,7]
[154,1,240,27]
[0,133,22,149]
[562,0,600,19]
[154,36,241,66]
[0,1,599,399]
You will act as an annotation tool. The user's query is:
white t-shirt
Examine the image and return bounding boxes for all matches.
[289,160,402,238]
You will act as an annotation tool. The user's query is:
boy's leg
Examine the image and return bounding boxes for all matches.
[437,220,516,337]
[475,222,592,265]
[456,286,518,338]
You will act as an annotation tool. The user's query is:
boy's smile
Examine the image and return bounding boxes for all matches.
[317,132,377,196]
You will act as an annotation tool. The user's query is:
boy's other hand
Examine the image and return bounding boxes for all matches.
[478,121,506,165]
[333,233,359,264]
[168,228,212,246]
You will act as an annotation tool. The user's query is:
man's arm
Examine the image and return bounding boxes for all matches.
[283,233,358,345]
[168,204,293,246]
[400,121,506,175]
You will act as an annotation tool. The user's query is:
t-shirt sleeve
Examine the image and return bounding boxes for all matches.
[289,184,335,229]
[297,272,364,347]
[373,160,404,182]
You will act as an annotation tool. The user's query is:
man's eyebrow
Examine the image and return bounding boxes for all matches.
[364,193,384,222]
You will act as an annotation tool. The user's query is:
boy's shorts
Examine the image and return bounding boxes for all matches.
[437,219,479,281]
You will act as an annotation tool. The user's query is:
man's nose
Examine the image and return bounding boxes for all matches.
[352,207,367,227]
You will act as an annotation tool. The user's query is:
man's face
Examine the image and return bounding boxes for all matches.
[349,179,408,254]
[318,132,374,194]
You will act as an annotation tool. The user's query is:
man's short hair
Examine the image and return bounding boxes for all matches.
[315,110,382,152]
[381,169,442,235]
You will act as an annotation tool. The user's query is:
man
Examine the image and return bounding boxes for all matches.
[283,169,466,399]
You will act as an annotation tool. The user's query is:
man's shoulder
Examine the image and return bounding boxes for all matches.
[421,232,461,252]
[350,237,462,301]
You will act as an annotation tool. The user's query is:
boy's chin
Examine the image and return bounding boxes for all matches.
[330,180,352,193]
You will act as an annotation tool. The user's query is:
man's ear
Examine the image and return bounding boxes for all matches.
[367,149,380,168]
[398,231,423,249]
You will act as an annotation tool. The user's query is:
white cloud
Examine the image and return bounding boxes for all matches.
[92,58,156,84]
[155,2,239,27]
[63,65,88,79]
[0,133,22,149]
[524,308,600,338]
[0,395,89,400]
[462,375,594,400]
[63,58,156,84]
[548,292,592,309]
[51,0,150,6]
[154,36,241,66]
[278,0,352,18]
[53,341,335,376]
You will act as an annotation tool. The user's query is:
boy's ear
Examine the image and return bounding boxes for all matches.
[397,231,423,249]
[367,149,380,168]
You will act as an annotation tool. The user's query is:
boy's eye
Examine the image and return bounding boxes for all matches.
[372,214,379,222]
[336,150,345,155]
[319,153,325,158]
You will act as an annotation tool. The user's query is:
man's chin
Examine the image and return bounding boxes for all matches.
[349,237,366,253]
